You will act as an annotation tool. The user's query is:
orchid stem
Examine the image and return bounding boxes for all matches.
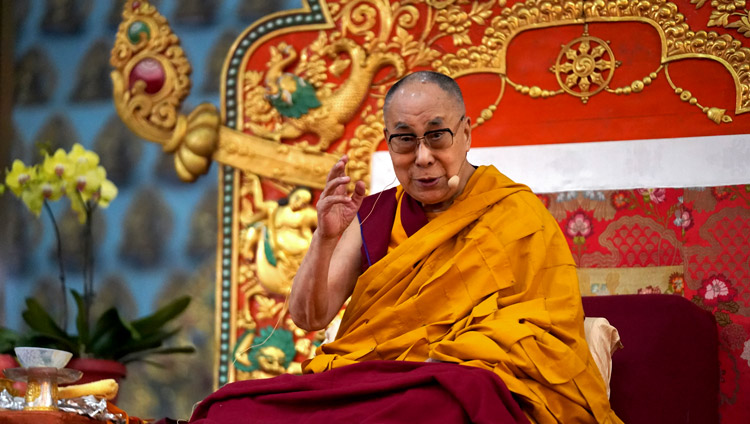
[44,200,67,331]
[83,202,94,338]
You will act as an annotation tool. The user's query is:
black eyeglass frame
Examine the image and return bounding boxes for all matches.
[386,115,465,154]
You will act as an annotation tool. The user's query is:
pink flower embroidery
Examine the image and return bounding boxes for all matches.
[566,211,593,244]
[637,285,662,295]
[741,339,750,367]
[699,274,737,306]
[673,208,693,231]
[637,188,666,203]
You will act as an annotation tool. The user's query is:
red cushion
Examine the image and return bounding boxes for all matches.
[583,294,719,424]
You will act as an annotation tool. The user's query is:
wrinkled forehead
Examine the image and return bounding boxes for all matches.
[383,81,461,127]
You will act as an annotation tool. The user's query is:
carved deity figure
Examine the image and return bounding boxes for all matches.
[240,174,317,295]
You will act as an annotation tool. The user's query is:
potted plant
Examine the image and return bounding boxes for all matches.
[0,144,195,385]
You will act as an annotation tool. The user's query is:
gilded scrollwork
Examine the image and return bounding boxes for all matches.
[430,0,750,118]
[345,102,387,191]
[585,0,750,112]
[111,1,192,139]
[111,0,218,182]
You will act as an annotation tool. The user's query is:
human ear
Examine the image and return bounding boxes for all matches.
[463,117,472,151]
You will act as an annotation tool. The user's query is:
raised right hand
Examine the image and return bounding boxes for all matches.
[315,155,366,241]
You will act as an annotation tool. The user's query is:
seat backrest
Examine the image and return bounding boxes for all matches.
[583,294,719,424]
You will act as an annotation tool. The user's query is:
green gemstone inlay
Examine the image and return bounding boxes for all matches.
[128,21,150,44]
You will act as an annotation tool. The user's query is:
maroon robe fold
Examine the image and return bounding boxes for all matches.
[186,361,529,423]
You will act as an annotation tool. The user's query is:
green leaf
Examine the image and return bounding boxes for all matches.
[86,308,136,359]
[71,290,89,347]
[112,328,183,360]
[16,293,194,365]
[0,328,22,354]
[21,298,69,340]
[131,296,191,336]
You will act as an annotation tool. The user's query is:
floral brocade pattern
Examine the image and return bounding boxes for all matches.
[543,184,750,421]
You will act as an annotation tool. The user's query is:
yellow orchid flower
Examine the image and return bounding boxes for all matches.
[95,179,118,208]
[68,143,100,173]
[41,180,65,202]
[41,148,75,181]
[5,160,36,197]
[20,180,44,216]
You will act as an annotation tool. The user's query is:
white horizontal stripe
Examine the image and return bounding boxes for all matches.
[370,134,750,193]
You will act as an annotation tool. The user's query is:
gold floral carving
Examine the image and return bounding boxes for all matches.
[110,1,191,138]
[692,0,750,38]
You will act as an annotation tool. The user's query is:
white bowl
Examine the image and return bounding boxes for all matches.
[14,347,73,369]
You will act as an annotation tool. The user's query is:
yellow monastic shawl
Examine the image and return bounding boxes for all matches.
[304,166,621,424]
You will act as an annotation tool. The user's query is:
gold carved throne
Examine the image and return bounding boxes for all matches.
[110,0,750,387]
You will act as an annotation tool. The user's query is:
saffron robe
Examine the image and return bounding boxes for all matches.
[304,166,621,424]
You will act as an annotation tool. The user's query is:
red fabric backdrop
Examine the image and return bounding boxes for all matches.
[539,184,750,423]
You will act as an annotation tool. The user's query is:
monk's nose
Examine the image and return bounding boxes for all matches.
[414,142,434,167]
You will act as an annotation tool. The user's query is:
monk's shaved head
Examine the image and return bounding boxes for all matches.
[384,71,465,116]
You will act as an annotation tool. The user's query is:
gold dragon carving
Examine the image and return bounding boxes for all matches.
[244,37,405,151]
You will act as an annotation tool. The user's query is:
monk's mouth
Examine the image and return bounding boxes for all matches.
[416,177,440,186]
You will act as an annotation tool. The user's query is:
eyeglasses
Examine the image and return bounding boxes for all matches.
[387,116,465,154]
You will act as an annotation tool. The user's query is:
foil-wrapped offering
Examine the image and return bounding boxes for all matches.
[58,395,126,424]
[0,389,25,410]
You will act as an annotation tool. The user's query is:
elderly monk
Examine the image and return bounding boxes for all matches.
[288,71,621,424]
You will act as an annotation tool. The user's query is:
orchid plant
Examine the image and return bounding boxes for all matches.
[3,143,117,330]
[1,144,194,363]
